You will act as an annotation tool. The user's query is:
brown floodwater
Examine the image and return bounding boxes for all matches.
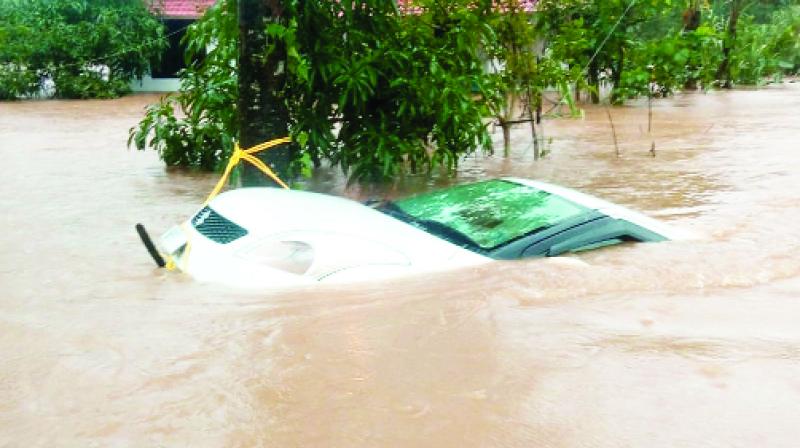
[1,84,800,447]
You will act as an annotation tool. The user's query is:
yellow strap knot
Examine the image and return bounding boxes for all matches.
[204,136,292,205]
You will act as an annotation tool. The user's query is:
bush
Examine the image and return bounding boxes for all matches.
[731,6,800,84]
[0,0,165,99]
[618,23,724,98]
[130,0,238,171]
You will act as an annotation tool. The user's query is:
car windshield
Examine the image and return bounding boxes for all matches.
[387,180,589,250]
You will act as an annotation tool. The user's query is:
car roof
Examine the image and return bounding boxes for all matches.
[208,187,405,234]
[504,178,695,240]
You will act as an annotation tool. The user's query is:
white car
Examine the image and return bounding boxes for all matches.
[139,178,691,288]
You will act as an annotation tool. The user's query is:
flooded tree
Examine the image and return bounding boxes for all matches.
[238,0,293,185]
[534,0,799,100]
[716,0,749,88]
[132,0,499,182]
[486,0,578,158]
[536,0,687,104]
[716,0,800,86]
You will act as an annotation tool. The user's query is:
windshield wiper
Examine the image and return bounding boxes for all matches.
[375,201,414,221]
[414,219,481,250]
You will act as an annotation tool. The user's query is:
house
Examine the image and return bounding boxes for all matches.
[131,0,216,92]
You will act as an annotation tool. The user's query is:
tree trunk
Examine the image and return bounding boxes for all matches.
[716,0,744,89]
[610,46,624,104]
[238,0,293,187]
[535,91,544,158]
[682,0,701,31]
[501,121,512,157]
[526,86,540,160]
[498,93,516,157]
[589,58,600,104]
[682,0,702,89]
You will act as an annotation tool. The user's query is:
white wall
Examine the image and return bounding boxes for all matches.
[130,75,180,92]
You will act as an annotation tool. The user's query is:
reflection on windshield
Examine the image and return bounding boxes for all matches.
[389,180,588,249]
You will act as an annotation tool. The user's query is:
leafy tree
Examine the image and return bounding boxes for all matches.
[616,2,724,97]
[132,0,501,181]
[536,0,678,104]
[716,0,800,88]
[327,0,497,179]
[716,0,749,87]
[536,0,799,101]
[485,0,579,157]
[725,2,800,84]
[0,0,165,99]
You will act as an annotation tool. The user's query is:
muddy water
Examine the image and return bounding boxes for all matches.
[1,85,799,447]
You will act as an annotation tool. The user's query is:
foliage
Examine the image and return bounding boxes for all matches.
[729,5,800,84]
[535,0,800,101]
[0,0,165,99]
[132,0,500,180]
[536,0,680,104]
[295,0,497,180]
[617,21,725,98]
[130,0,238,170]
[483,0,580,156]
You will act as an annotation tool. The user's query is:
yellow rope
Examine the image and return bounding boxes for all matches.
[204,137,291,205]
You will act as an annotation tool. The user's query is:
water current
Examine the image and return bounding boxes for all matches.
[1,84,799,446]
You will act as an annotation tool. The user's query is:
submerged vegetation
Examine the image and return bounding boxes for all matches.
[0,0,165,100]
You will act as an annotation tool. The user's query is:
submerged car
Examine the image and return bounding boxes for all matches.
[144,178,690,287]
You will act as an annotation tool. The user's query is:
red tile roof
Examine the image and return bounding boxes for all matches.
[150,0,216,18]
